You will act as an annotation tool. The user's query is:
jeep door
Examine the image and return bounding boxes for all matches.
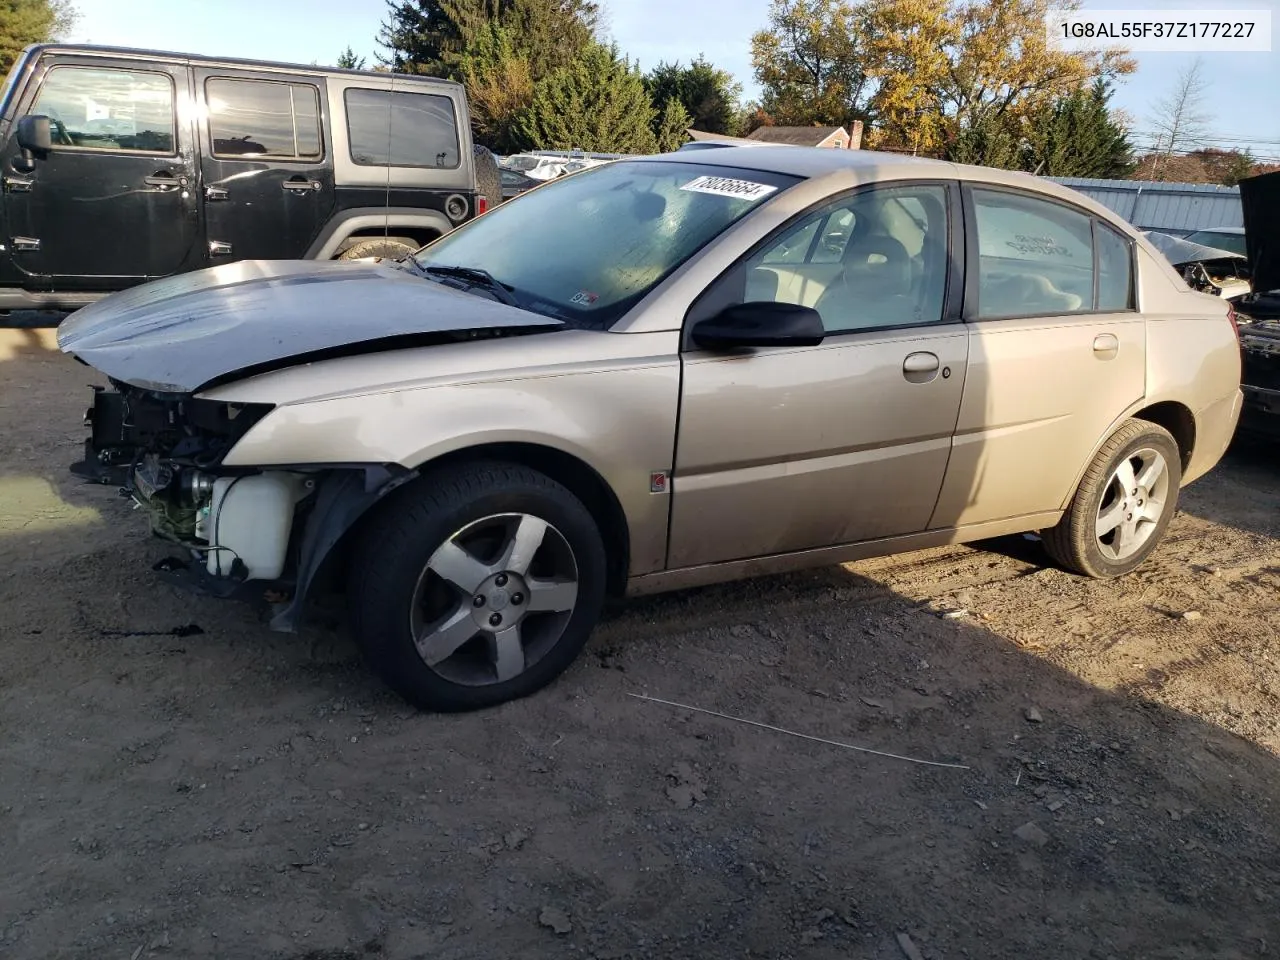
[0,54,201,291]
[194,69,335,263]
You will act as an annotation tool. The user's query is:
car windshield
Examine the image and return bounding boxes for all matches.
[413,159,800,328]
[1185,230,1248,256]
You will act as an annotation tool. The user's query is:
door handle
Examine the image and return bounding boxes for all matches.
[144,171,187,189]
[903,352,940,374]
[282,178,320,192]
[1093,333,1119,359]
[205,185,229,201]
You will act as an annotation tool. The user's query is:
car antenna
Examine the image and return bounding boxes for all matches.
[383,71,394,242]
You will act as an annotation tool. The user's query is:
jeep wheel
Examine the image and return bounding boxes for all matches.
[337,237,417,261]
[1041,419,1182,578]
[348,461,608,712]
[473,144,502,212]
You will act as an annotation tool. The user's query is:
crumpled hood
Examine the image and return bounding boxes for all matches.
[1142,230,1244,269]
[57,259,562,393]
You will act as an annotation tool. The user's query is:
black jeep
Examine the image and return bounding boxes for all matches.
[0,43,501,312]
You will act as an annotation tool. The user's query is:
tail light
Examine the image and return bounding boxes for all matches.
[477,196,488,216]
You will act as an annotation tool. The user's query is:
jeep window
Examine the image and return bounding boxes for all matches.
[413,160,800,329]
[206,78,322,160]
[29,66,175,153]
[344,87,460,168]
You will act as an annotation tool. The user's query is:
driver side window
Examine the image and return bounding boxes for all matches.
[744,183,950,334]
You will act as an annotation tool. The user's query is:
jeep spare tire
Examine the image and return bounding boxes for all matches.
[337,237,418,261]
[473,144,502,212]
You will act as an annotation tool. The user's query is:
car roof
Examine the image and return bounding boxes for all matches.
[19,43,463,89]
[628,146,1147,230]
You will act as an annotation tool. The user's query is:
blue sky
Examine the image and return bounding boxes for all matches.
[66,0,1280,159]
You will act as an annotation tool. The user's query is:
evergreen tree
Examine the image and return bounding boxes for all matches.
[644,55,741,135]
[517,43,659,153]
[377,0,597,80]
[654,97,693,151]
[337,46,367,70]
[1021,79,1134,177]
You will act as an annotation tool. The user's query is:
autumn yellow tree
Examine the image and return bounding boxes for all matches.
[750,0,874,129]
[863,0,1135,158]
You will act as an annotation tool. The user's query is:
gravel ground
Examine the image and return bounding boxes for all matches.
[2,327,1279,960]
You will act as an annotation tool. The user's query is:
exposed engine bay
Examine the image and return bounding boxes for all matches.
[74,382,294,576]
[72,382,411,625]
[1141,230,1252,299]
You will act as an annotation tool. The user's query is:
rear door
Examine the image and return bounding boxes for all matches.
[0,55,200,290]
[194,68,335,263]
[930,184,1146,528]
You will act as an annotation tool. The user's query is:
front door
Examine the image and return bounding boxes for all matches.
[669,182,968,568]
[930,186,1148,528]
[194,69,335,263]
[0,57,200,291]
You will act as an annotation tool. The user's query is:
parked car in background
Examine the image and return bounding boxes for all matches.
[0,43,498,312]
[500,167,540,201]
[1141,230,1251,299]
[1182,226,1248,258]
[61,148,1242,712]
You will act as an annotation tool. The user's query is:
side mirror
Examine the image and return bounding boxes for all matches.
[690,301,826,350]
[15,115,52,170]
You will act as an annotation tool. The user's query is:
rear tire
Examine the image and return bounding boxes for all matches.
[1041,419,1182,578]
[336,237,417,261]
[472,144,502,212]
[347,461,607,712]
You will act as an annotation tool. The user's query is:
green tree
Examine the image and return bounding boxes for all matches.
[458,23,535,153]
[1,0,77,74]
[943,113,1023,168]
[518,42,658,153]
[644,55,742,135]
[749,0,872,129]
[654,96,693,151]
[336,46,367,70]
[1021,79,1134,177]
[377,0,597,79]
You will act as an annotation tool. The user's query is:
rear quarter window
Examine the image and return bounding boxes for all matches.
[344,87,460,168]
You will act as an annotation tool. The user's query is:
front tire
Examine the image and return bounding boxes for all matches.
[1041,419,1182,578]
[348,462,607,712]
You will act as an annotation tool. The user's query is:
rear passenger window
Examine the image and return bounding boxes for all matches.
[30,66,175,153]
[206,78,323,160]
[1095,221,1135,311]
[344,88,460,168]
[972,189,1094,318]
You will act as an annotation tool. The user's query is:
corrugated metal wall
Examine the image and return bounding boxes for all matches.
[1045,177,1242,235]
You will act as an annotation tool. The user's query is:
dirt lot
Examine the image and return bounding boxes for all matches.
[2,326,1279,960]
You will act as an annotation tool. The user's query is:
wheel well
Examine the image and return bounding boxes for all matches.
[335,228,441,256]
[1135,401,1196,469]
[427,443,632,596]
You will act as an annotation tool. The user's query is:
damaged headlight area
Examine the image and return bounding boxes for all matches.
[72,382,299,578]
[71,382,417,630]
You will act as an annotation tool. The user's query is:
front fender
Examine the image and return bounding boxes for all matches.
[216,350,681,578]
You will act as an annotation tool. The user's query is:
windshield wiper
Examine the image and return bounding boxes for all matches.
[420,264,521,307]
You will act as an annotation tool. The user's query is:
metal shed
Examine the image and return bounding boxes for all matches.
[1045,177,1243,236]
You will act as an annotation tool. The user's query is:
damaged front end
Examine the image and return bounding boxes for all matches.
[1142,231,1252,298]
[1232,311,1280,439]
[74,382,411,628]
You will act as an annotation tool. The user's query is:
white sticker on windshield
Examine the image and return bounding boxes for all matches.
[680,175,778,201]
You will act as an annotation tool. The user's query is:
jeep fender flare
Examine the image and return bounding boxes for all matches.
[306,208,457,260]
